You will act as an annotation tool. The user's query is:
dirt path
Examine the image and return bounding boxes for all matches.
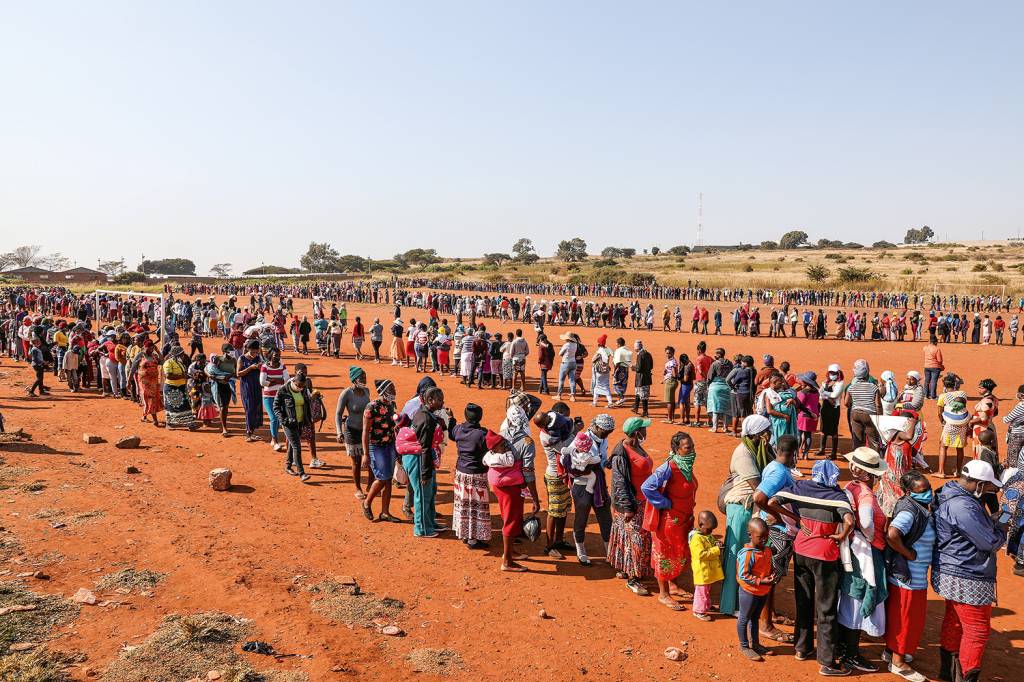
[1,297,1022,680]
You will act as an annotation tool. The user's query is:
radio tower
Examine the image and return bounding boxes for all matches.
[696,192,704,248]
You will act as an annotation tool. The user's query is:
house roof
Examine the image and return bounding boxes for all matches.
[57,267,106,275]
[4,266,51,273]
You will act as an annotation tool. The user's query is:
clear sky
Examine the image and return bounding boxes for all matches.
[2,1,1022,275]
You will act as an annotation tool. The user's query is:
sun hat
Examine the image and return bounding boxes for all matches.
[797,371,818,390]
[906,370,922,381]
[593,413,615,431]
[844,447,889,476]
[962,460,1001,487]
[622,417,652,435]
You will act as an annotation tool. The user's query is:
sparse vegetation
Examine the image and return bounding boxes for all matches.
[0,583,79,653]
[308,579,404,627]
[97,568,166,593]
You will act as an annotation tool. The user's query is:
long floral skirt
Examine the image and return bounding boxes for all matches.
[453,471,491,542]
[163,383,194,428]
[608,503,653,580]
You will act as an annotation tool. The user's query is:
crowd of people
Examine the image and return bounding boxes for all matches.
[2,282,1024,681]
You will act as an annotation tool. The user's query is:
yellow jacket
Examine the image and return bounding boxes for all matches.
[689,531,725,585]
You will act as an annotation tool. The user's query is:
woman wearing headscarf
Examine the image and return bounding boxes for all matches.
[720,414,774,616]
[1003,383,1024,470]
[837,448,890,673]
[206,345,237,437]
[236,339,264,442]
[817,364,845,459]
[883,471,935,682]
[590,334,613,408]
[563,413,616,566]
[773,460,855,676]
[757,371,798,448]
[877,406,922,516]
[555,332,579,401]
[845,359,881,451]
[337,366,372,500]
[450,403,491,548]
[937,373,970,478]
[361,379,399,522]
[609,416,654,596]
[969,378,999,459]
[162,346,197,430]
[497,393,541,570]
[1000,467,1024,576]
[642,430,698,610]
[133,339,163,427]
[705,348,733,434]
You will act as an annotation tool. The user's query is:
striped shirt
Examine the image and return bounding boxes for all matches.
[260,364,289,398]
[1003,400,1024,435]
[847,378,879,414]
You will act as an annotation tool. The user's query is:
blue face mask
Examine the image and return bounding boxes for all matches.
[910,490,933,505]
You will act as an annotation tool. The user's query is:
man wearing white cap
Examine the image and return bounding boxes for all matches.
[931,460,1007,682]
[901,372,925,411]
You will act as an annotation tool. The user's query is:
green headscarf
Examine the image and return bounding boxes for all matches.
[742,435,774,472]
[668,452,696,482]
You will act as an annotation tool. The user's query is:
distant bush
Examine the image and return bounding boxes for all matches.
[844,242,864,249]
[836,266,874,283]
[760,241,778,250]
[971,263,987,272]
[806,264,830,282]
[825,253,844,260]
[872,241,896,249]
[113,271,147,284]
[743,264,754,272]
[900,268,913,275]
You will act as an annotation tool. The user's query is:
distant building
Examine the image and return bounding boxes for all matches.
[2,266,108,283]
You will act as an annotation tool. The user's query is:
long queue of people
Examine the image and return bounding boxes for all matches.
[3,286,1024,681]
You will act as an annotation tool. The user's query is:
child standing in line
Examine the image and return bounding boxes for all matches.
[689,510,724,621]
[736,518,775,661]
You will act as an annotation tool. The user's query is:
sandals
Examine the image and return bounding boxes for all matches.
[759,628,794,643]
[500,564,528,572]
[659,597,685,611]
[377,513,400,523]
[693,612,712,621]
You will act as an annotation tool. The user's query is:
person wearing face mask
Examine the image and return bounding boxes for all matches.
[562,414,615,566]
[883,471,935,682]
[836,449,890,673]
[361,379,400,522]
[641,431,698,610]
[931,460,1007,682]
[609,417,654,596]
[720,415,775,617]
[817,364,845,459]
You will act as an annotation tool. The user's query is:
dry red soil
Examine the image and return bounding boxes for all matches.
[1,297,1022,680]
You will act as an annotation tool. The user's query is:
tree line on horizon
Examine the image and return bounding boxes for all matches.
[0,226,938,279]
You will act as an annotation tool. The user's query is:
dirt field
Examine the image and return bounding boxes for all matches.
[1,296,1023,680]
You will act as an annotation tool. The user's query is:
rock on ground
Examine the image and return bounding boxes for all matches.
[209,468,232,491]
[83,434,103,444]
[115,435,142,449]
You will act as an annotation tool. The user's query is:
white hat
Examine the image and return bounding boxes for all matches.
[844,447,889,476]
[741,415,771,437]
[962,460,1002,488]
[828,363,841,373]
[906,370,922,381]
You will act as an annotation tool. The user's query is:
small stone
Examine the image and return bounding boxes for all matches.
[196,453,204,458]
[335,575,357,586]
[51,522,66,529]
[114,587,131,595]
[381,625,403,636]
[9,642,38,652]
[209,468,232,491]
[73,588,98,605]
[33,571,48,580]
[664,647,687,662]
[207,671,222,681]
[115,436,142,449]
[83,434,103,444]
[16,572,33,578]
[126,466,141,474]
[538,609,551,619]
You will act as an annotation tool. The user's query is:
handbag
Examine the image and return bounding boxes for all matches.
[394,462,409,486]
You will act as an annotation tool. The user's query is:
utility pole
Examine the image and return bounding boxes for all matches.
[696,192,704,248]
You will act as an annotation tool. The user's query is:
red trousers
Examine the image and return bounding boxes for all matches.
[940,599,992,673]
[885,584,927,655]
[493,484,524,537]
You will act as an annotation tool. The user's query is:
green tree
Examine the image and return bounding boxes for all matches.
[779,230,809,249]
[903,226,935,244]
[113,271,147,284]
[555,237,588,262]
[299,242,342,272]
[651,246,661,255]
[817,239,844,249]
[806,264,830,282]
[511,238,539,264]
[483,252,512,266]
[872,240,896,249]
[760,240,778,250]
[667,245,690,256]
[136,258,197,275]
[242,265,301,275]
[395,248,441,270]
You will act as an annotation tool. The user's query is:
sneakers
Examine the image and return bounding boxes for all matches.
[625,579,649,596]
[881,651,914,664]
[309,458,325,468]
[795,650,816,662]
[818,664,850,677]
[740,647,763,661]
[888,664,926,682]
[842,655,877,672]
[1014,562,1024,577]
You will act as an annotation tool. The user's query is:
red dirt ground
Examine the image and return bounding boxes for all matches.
[1,296,1022,680]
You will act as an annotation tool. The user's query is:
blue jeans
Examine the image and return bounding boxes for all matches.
[924,367,941,400]
[263,396,280,440]
[539,368,549,393]
[557,361,576,396]
[737,590,767,649]
[402,453,436,536]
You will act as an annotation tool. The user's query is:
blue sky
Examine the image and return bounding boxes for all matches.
[2,2,1022,274]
